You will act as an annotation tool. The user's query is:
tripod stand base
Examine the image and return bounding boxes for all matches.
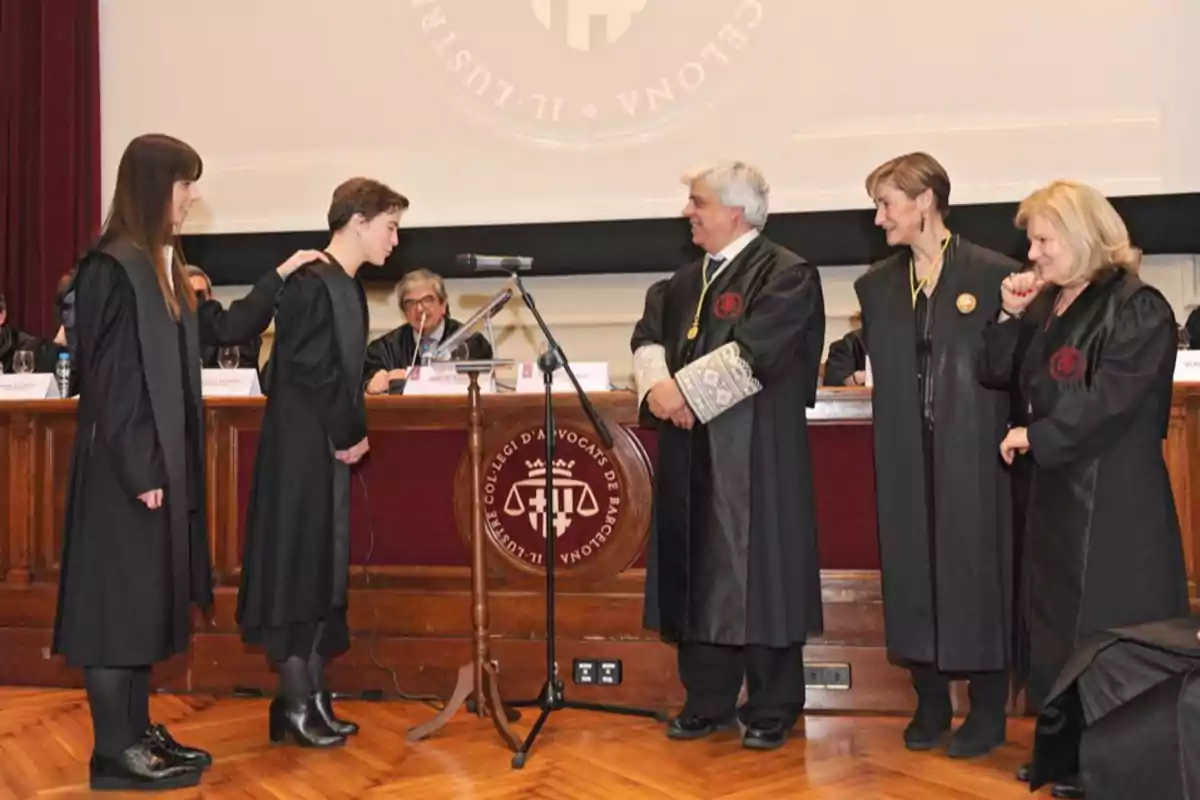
[507,680,666,769]
[405,662,522,750]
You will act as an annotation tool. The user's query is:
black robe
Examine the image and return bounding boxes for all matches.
[52,240,209,667]
[822,328,866,386]
[362,317,493,390]
[1030,617,1200,798]
[980,268,1190,709]
[237,258,368,662]
[196,271,281,366]
[854,235,1019,672]
[632,235,826,648]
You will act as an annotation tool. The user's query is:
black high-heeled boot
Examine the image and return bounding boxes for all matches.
[268,695,346,748]
[313,690,359,736]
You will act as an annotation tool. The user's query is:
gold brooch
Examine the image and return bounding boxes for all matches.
[956,293,977,314]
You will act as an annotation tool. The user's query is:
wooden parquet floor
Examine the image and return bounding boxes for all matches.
[0,688,1046,799]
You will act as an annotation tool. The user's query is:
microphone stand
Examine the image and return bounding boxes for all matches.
[503,269,663,770]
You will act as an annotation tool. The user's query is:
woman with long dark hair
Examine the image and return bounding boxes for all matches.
[52,133,318,791]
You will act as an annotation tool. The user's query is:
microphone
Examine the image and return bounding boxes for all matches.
[407,309,428,373]
[456,253,533,272]
[434,285,514,360]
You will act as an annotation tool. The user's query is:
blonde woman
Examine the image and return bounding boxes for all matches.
[983,180,1189,798]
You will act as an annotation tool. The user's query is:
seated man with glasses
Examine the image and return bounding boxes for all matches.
[363,269,493,394]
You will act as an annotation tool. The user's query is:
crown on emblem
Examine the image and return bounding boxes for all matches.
[525,458,575,477]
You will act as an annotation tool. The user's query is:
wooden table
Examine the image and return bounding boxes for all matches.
[1,387,1196,712]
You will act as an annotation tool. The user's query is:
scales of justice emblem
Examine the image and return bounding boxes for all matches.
[503,458,600,538]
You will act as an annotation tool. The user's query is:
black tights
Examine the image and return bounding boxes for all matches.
[84,665,151,758]
[275,621,328,701]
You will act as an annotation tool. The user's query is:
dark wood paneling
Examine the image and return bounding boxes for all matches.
[3,386,1199,710]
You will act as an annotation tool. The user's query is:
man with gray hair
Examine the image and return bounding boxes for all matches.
[631,161,826,750]
[363,269,493,393]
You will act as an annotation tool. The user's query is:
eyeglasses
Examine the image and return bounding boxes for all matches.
[401,295,442,311]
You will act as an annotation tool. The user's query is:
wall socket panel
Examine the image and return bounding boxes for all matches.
[804,663,851,689]
[573,658,623,685]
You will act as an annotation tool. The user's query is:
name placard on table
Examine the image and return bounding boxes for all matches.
[403,364,497,396]
[201,368,262,397]
[0,374,59,400]
[1176,351,1200,382]
[514,362,610,394]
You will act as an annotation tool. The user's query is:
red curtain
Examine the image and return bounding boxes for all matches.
[0,0,100,337]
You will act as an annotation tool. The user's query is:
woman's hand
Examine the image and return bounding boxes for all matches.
[1000,272,1046,318]
[138,488,163,509]
[1000,426,1030,465]
[275,250,329,278]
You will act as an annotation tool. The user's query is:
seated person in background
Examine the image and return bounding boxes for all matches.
[363,268,493,393]
[0,294,55,373]
[187,266,263,368]
[822,310,868,386]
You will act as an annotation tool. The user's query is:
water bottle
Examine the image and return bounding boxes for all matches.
[55,352,72,398]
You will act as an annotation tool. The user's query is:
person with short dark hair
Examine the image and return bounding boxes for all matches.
[0,294,49,374]
[822,311,867,386]
[237,176,409,747]
[363,268,493,394]
[855,152,1021,759]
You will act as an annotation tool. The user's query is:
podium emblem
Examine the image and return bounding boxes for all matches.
[454,418,653,580]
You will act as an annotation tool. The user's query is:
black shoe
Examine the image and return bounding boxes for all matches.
[1051,779,1085,799]
[742,720,791,751]
[946,710,1006,758]
[666,713,737,741]
[89,742,202,791]
[313,690,359,736]
[269,695,346,748]
[143,723,212,770]
[1015,762,1030,782]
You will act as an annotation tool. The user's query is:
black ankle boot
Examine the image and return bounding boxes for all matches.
[904,666,952,750]
[947,672,1007,758]
[313,690,359,736]
[268,695,346,748]
[89,741,202,791]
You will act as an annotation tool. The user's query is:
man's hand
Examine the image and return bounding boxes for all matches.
[138,488,163,509]
[366,370,390,395]
[335,437,370,464]
[670,407,695,430]
[999,426,1030,465]
[275,249,329,279]
[648,379,687,420]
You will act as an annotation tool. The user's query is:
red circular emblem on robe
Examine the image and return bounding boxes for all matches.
[1049,346,1085,382]
[713,292,744,320]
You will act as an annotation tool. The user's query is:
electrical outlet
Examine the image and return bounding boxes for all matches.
[573,658,597,684]
[804,663,851,690]
[597,659,623,685]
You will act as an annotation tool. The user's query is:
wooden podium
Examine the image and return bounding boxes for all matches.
[406,362,520,748]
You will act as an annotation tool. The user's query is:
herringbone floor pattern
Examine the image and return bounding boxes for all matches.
[0,688,1042,798]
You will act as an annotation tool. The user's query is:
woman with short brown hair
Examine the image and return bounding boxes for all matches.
[855,151,1021,759]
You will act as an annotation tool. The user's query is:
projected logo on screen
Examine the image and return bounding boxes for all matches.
[529,0,646,53]
[403,1,773,148]
[452,419,653,579]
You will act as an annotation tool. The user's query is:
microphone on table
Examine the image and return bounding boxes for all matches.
[407,309,428,374]
[456,253,533,273]
[433,284,514,361]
